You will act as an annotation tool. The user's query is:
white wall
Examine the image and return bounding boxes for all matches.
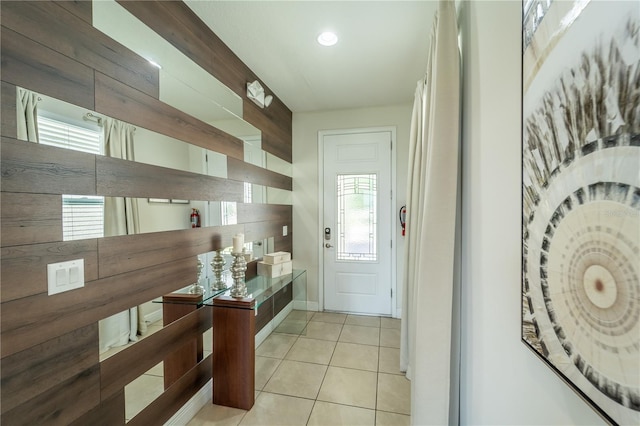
[292,104,412,314]
[458,1,604,424]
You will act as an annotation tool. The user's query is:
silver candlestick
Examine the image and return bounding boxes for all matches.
[229,252,247,298]
[210,250,227,291]
[189,258,205,294]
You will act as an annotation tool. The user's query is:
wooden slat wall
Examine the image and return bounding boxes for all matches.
[117,0,293,162]
[0,0,294,424]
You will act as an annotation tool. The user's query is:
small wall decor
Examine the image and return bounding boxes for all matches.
[521,1,639,425]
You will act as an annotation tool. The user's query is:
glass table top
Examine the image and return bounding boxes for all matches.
[154,269,306,309]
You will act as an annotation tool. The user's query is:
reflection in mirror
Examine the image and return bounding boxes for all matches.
[125,360,163,422]
[35,90,225,177]
[93,0,272,155]
[92,0,242,118]
[123,326,212,422]
[99,297,165,361]
[61,196,240,240]
[160,70,261,144]
[27,88,290,186]
[267,152,293,178]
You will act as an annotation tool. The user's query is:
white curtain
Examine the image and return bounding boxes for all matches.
[400,0,460,424]
[99,118,146,353]
[17,87,39,142]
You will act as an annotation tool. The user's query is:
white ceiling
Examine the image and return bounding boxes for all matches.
[186,1,438,113]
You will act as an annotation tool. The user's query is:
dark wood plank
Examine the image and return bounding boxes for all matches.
[213,301,255,410]
[0,192,62,247]
[0,26,94,110]
[244,219,292,245]
[96,155,244,201]
[246,259,258,281]
[0,364,100,426]
[1,0,158,98]
[1,137,96,195]
[116,0,293,162]
[1,257,194,357]
[162,294,202,389]
[274,282,293,317]
[0,324,98,414]
[255,297,273,333]
[238,204,292,224]
[97,224,244,278]
[55,0,93,25]
[117,0,245,97]
[243,99,293,163]
[0,240,98,303]
[128,354,212,426]
[101,307,211,399]
[94,72,244,161]
[1,82,17,139]
[227,157,292,191]
[69,389,124,426]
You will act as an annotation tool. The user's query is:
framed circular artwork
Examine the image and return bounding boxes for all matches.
[521,1,639,424]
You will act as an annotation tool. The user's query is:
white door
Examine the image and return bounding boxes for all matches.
[323,130,393,315]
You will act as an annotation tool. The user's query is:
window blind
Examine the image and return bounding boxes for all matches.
[37,115,104,240]
[37,115,103,155]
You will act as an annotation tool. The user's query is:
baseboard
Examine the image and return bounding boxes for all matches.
[292,300,307,311]
[273,301,293,326]
[395,307,402,319]
[255,321,273,348]
[145,309,162,325]
[255,301,294,347]
[164,379,212,426]
[306,301,319,312]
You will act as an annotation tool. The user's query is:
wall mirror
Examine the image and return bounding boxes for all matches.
[103,233,274,420]
[92,0,243,120]
[91,0,292,178]
[98,236,272,358]
[16,86,283,370]
[23,86,291,184]
[122,323,211,422]
[125,360,164,422]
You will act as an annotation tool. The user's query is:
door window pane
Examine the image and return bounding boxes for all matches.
[336,174,377,261]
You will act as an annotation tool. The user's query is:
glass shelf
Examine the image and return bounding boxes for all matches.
[154,269,306,310]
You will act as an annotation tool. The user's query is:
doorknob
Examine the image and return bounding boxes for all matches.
[325,243,333,248]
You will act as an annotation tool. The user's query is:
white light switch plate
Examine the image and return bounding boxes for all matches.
[282,225,288,236]
[48,259,84,295]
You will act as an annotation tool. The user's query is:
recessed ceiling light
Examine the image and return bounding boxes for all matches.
[317,31,338,47]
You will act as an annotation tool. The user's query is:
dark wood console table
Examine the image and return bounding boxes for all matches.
[156,269,307,411]
[210,295,256,410]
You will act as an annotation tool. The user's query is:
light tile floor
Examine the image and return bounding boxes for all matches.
[188,311,410,426]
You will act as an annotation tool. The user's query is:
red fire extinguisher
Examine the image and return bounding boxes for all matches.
[399,206,406,236]
[190,208,201,228]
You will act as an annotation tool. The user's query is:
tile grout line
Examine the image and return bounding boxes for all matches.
[306,320,343,425]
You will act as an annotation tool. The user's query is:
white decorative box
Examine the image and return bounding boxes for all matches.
[258,260,293,278]
[263,251,291,265]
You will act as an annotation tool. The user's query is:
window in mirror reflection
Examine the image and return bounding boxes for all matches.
[38,114,107,241]
[63,195,104,240]
[221,201,237,225]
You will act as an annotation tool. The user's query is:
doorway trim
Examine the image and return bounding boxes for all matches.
[317,126,398,317]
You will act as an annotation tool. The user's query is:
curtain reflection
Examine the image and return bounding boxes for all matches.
[100,118,147,353]
[17,87,39,142]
